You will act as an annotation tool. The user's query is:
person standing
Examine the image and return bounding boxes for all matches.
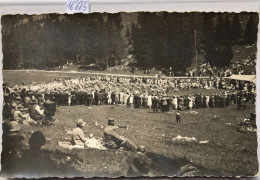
[97,91,103,106]
[107,92,112,105]
[68,92,72,106]
[179,96,184,111]
[94,90,98,105]
[188,96,193,110]
[129,94,134,108]
[120,91,124,105]
[123,93,129,106]
[103,91,108,105]
[202,94,206,108]
[115,91,119,104]
[173,96,178,110]
[152,97,157,113]
[161,94,168,113]
[184,95,189,110]
[205,94,210,108]
[111,92,116,105]
[147,94,152,109]
[176,111,181,124]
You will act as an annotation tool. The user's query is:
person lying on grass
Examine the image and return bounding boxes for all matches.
[104,118,143,151]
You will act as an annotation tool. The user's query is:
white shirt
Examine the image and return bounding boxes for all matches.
[35,105,44,115]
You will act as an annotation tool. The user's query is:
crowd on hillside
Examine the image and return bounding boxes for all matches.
[187,55,256,78]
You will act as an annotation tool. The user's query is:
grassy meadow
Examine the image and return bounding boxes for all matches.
[1,70,258,177]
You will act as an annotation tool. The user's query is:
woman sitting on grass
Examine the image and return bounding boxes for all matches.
[70,119,88,148]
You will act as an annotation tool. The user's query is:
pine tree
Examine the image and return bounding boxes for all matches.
[230,14,242,42]
[131,12,195,72]
[244,14,258,45]
[223,15,232,42]
[203,13,233,68]
[215,14,226,44]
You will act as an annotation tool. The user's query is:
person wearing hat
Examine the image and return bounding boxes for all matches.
[21,131,58,176]
[2,121,25,173]
[104,118,138,151]
[70,119,88,147]
[3,102,12,119]
[28,99,45,121]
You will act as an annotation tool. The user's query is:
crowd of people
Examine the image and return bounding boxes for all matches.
[192,56,256,78]
[2,74,256,123]
[1,67,256,177]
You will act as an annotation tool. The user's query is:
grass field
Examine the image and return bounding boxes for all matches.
[3,70,157,86]
[5,103,257,177]
[2,70,258,177]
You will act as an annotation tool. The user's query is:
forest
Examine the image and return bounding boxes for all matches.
[1,12,258,71]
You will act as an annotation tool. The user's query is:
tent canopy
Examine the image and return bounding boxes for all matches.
[228,75,256,83]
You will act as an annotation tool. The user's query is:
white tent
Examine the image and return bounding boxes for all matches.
[228,75,256,83]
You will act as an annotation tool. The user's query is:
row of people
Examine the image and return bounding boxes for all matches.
[3,74,255,106]
[3,87,254,126]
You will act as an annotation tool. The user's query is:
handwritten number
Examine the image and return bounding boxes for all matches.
[75,1,83,10]
[67,0,89,12]
[83,1,88,11]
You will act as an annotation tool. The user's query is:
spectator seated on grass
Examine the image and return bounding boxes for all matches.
[42,99,57,123]
[1,121,26,176]
[21,131,58,177]
[70,119,88,148]
[9,102,30,122]
[60,126,107,150]
[28,99,45,121]
[104,118,141,151]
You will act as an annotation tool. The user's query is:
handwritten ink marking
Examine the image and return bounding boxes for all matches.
[67,0,89,13]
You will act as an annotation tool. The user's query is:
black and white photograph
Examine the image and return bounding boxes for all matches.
[1,11,258,178]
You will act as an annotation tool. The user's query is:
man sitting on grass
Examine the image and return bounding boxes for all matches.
[104,118,140,151]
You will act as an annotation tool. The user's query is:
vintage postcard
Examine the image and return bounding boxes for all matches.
[1,11,258,178]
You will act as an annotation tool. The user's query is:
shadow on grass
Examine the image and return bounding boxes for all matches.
[1,148,85,178]
[1,130,84,178]
[146,151,222,177]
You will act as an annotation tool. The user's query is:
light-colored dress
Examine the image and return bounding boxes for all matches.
[147,95,152,107]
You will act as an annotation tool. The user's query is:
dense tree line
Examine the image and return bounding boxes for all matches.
[130,12,258,72]
[2,12,258,71]
[2,13,125,70]
[130,12,198,72]
[204,13,258,68]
